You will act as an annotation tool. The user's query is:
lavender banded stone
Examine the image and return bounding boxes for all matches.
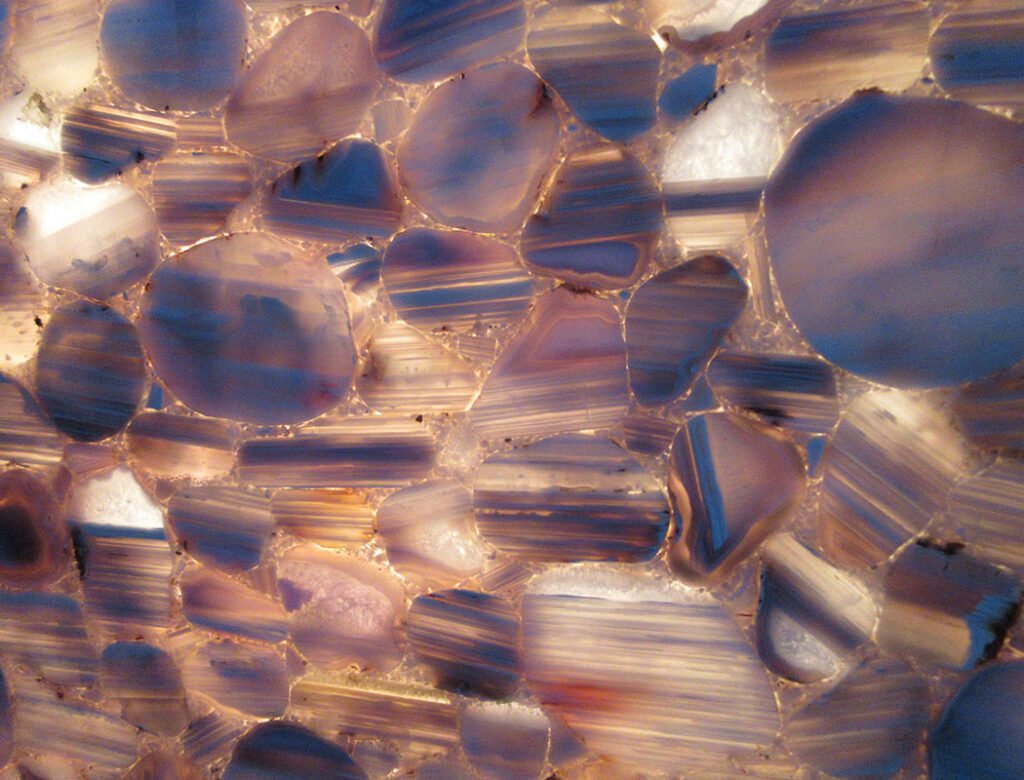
[61,103,176,183]
[382,228,535,335]
[527,7,660,141]
[399,62,559,232]
[374,0,525,84]
[35,301,146,442]
[0,470,65,589]
[101,642,189,737]
[266,139,402,243]
[225,721,367,780]
[765,92,1024,387]
[931,5,1024,106]
[625,256,747,406]
[225,12,378,162]
[521,145,662,290]
[100,0,246,111]
[668,412,805,584]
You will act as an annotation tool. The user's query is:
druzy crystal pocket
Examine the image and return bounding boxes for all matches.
[2,0,1024,777]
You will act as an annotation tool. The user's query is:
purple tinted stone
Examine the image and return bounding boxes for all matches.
[100,0,246,111]
[374,0,525,84]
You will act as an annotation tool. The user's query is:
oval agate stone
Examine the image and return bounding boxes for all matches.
[765,92,1024,387]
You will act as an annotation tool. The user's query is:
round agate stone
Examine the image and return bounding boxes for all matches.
[139,233,355,424]
[765,92,1024,387]
[101,0,247,111]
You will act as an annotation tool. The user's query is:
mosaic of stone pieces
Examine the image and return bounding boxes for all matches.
[0,0,1022,777]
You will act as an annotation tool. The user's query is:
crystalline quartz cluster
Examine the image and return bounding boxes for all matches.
[0,0,1022,777]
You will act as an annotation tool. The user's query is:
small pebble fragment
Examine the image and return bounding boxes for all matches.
[373,0,525,84]
[521,145,662,290]
[407,589,521,698]
[877,539,1021,669]
[399,62,559,232]
[625,256,747,406]
[266,139,403,243]
[152,152,251,245]
[376,481,488,587]
[167,485,274,573]
[756,534,876,683]
[224,721,367,780]
[819,390,972,569]
[239,416,436,488]
[930,3,1024,105]
[470,288,628,439]
[474,434,669,562]
[180,565,288,644]
[100,0,247,111]
[101,642,189,737]
[225,12,378,162]
[382,228,535,336]
[277,544,406,671]
[182,639,289,718]
[126,412,236,482]
[707,351,840,435]
[17,179,160,299]
[139,232,355,425]
[667,411,805,584]
[929,660,1024,779]
[765,2,930,104]
[460,702,549,780]
[60,103,177,183]
[271,489,374,549]
[0,469,66,588]
[528,7,660,141]
[356,322,478,414]
[36,301,146,442]
[786,657,929,778]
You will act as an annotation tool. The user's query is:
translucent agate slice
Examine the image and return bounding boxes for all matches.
[521,145,662,290]
[765,91,1024,387]
[407,589,521,699]
[382,228,535,335]
[470,288,628,439]
[266,139,403,243]
[17,179,160,299]
[528,8,659,141]
[522,570,779,773]
[930,661,1024,779]
[399,62,559,232]
[373,0,525,84]
[224,721,367,780]
[0,469,66,588]
[625,256,747,406]
[139,232,355,425]
[100,0,246,111]
[101,642,189,737]
[785,657,929,778]
[667,411,805,584]
[473,434,669,562]
[224,12,378,162]
[35,301,146,442]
